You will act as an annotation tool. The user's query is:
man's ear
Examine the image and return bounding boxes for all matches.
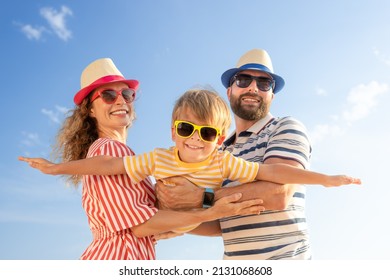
[217,135,226,146]
[226,87,232,100]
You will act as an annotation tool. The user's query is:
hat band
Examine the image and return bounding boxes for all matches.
[239,63,272,73]
[86,75,126,88]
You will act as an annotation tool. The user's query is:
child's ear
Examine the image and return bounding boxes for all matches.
[171,125,176,141]
[217,135,226,146]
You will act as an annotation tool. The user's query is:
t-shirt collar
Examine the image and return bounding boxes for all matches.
[224,113,274,146]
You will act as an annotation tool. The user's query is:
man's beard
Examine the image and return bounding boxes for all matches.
[230,93,269,121]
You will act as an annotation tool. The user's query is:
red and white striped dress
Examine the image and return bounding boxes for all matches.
[79,138,158,260]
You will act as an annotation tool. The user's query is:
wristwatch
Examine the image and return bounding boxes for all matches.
[202,188,215,208]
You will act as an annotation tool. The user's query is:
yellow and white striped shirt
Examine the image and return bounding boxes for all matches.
[123,147,259,189]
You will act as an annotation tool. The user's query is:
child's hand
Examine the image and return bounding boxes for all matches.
[325,175,362,187]
[18,156,57,175]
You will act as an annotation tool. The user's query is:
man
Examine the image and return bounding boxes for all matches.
[157,49,312,260]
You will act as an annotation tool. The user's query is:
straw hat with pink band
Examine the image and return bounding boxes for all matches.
[73,58,139,105]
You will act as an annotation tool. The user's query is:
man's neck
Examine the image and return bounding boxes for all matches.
[233,115,258,136]
[233,113,273,137]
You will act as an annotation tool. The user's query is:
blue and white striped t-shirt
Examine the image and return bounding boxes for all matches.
[220,113,312,260]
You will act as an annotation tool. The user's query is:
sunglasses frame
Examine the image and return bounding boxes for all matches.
[174,120,221,143]
[231,73,275,92]
[91,88,136,104]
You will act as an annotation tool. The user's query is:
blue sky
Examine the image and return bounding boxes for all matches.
[1,0,389,260]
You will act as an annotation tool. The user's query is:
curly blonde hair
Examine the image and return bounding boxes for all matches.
[171,89,231,136]
[52,93,135,186]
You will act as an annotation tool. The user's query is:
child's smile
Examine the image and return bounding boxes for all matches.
[172,109,220,163]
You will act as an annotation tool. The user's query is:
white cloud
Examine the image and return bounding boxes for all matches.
[40,6,73,41]
[316,87,328,96]
[20,24,46,40]
[309,124,344,145]
[342,81,388,123]
[17,6,73,41]
[41,105,70,124]
[310,81,388,144]
[20,132,41,147]
[373,47,390,66]
[41,108,60,124]
[55,105,69,114]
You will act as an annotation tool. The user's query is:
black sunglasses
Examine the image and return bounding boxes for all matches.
[231,73,275,92]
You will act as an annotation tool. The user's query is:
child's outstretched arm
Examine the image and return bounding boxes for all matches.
[18,155,126,176]
[256,163,361,187]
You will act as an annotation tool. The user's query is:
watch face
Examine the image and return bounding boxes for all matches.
[203,191,214,207]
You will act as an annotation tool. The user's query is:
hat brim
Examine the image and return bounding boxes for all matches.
[221,65,285,93]
[73,75,139,105]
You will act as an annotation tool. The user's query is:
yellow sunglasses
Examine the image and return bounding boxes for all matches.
[174,120,221,143]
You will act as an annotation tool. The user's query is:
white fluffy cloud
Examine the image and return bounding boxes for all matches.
[315,87,328,96]
[20,24,46,40]
[41,105,70,124]
[40,6,73,41]
[373,47,390,66]
[342,81,388,123]
[18,5,73,41]
[309,124,344,145]
[20,132,41,147]
[310,81,388,144]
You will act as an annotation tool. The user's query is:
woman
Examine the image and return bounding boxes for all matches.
[23,58,263,260]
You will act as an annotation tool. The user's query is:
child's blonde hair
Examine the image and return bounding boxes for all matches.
[172,89,231,136]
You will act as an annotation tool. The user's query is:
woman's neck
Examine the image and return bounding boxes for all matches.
[98,128,127,143]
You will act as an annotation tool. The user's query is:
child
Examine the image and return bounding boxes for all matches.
[19,89,361,232]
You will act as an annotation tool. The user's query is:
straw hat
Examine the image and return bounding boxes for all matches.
[221,49,285,93]
[73,58,139,105]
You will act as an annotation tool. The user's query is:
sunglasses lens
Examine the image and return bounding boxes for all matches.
[235,75,252,88]
[176,122,195,137]
[256,79,274,91]
[234,74,273,91]
[99,89,135,104]
[200,127,218,142]
[121,89,135,103]
[101,90,117,103]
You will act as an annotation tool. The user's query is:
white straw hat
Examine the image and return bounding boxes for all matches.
[221,49,285,93]
[73,58,139,105]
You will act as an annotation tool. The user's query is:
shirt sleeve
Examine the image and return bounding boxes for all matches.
[123,151,155,184]
[222,151,259,183]
[264,117,312,169]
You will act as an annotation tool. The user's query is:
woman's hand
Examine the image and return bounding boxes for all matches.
[18,156,58,175]
[206,193,264,220]
[154,231,184,241]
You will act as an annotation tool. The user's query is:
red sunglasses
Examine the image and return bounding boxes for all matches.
[91,88,136,104]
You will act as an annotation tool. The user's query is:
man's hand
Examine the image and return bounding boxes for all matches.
[155,177,204,210]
